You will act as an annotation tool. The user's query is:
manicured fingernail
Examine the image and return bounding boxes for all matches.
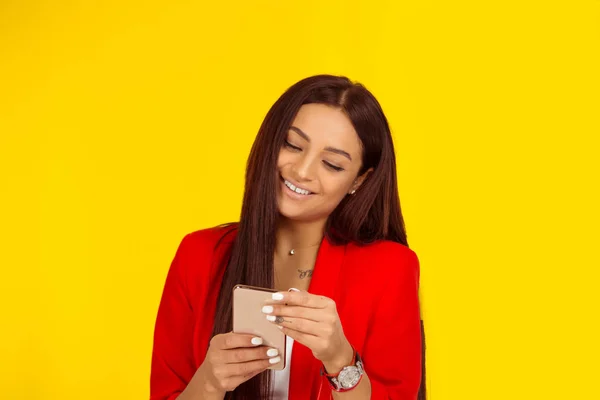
[251,337,263,345]
[272,293,284,300]
[269,356,281,364]
[267,348,278,357]
[266,315,276,322]
[276,325,283,330]
[288,288,300,292]
[262,305,273,314]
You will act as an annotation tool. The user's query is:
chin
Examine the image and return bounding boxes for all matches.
[277,204,327,223]
[278,206,308,221]
[276,191,334,222]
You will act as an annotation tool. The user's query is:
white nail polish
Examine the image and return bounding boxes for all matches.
[267,348,278,357]
[251,337,263,345]
[269,356,281,364]
[266,315,276,322]
[288,288,301,292]
[262,305,273,314]
[272,293,284,300]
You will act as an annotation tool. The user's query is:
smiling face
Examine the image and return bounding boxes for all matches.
[277,103,369,222]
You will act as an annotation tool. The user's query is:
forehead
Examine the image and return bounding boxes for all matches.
[291,104,362,154]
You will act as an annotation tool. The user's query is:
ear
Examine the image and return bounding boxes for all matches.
[349,168,374,195]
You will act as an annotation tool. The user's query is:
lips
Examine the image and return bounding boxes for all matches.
[280,176,314,196]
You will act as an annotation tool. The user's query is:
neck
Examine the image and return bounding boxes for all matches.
[275,217,326,256]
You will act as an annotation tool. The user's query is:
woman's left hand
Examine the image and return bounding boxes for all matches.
[262,289,354,373]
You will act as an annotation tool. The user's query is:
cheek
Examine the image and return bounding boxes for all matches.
[321,175,353,199]
[277,151,293,170]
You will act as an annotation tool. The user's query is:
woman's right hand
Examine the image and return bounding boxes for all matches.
[187,332,280,398]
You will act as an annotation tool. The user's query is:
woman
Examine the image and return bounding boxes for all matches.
[151,75,425,400]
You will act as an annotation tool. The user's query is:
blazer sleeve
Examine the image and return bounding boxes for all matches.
[150,233,197,400]
[363,248,422,399]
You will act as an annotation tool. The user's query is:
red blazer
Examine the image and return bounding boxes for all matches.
[151,225,422,399]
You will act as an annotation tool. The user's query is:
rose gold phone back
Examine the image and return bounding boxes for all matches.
[232,285,286,370]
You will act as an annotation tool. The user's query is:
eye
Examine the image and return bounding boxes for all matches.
[284,140,302,151]
[323,161,345,172]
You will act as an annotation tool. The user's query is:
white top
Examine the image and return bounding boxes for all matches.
[272,336,294,399]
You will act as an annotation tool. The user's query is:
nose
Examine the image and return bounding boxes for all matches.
[291,153,317,182]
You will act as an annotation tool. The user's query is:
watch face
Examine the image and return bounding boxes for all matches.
[338,366,361,388]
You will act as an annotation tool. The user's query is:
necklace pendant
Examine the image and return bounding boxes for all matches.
[289,249,295,256]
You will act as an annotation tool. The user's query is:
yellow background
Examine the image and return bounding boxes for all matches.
[1,1,599,399]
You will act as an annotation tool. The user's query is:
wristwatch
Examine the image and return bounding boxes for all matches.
[321,348,364,392]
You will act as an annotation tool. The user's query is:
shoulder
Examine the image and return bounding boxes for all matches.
[172,223,238,275]
[347,239,418,262]
[182,223,238,253]
[345,239,420,281]
[169,223,238,302]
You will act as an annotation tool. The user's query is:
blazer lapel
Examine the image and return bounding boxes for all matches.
[288,236,346,400]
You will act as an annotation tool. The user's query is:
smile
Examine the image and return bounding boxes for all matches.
[283,178,313,196]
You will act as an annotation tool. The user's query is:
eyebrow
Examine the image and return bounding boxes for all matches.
[289,126,353,161]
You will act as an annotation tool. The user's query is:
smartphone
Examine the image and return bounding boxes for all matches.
[232,284,287,370]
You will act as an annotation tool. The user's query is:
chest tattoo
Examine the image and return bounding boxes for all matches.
[298,269,313,279]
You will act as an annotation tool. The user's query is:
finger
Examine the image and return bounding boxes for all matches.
[213,332,265,350]
[277,324,320,349]
[238,368,264,384]
[222,346,281,364]
[266,315,323,336]
[229,357,280,376]
[264,290,333,309]
[242,369,263,380]
[261,304,323,322]
[221,365,266,392]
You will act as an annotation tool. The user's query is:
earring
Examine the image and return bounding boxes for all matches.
[350,180,358,195]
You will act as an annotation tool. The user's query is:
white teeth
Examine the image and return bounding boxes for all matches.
[284,179,311,195]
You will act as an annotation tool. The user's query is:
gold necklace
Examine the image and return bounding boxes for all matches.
[289,242,321,256]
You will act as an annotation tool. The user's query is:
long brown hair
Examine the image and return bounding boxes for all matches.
[210,75,426,400]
